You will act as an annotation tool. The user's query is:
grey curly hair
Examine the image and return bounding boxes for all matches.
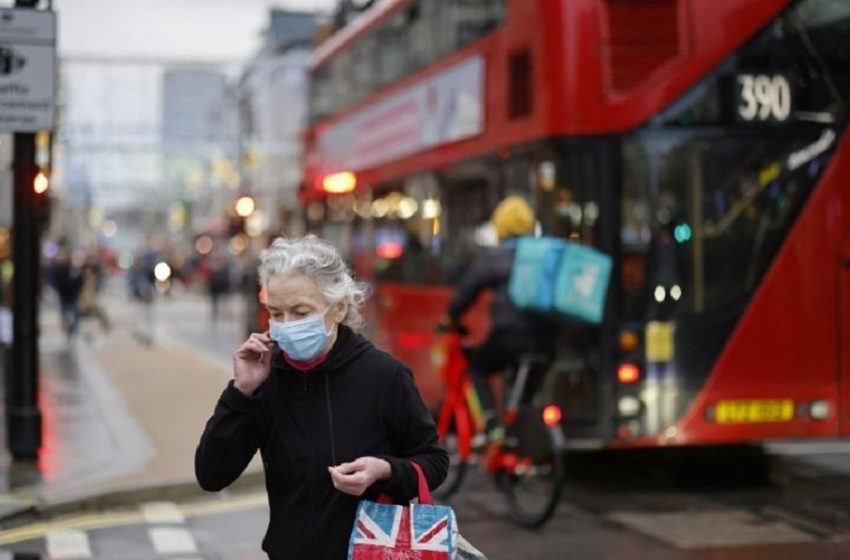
[258,235,371,331]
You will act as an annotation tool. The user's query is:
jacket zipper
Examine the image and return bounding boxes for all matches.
[304,374,317,558]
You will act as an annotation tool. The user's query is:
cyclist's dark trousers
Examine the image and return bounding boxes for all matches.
[468,330,548,431]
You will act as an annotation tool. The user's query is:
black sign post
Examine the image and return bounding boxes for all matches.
[8,131,40,459]
[6,0,46,459]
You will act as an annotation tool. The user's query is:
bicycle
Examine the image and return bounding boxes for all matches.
[433,324,567,529]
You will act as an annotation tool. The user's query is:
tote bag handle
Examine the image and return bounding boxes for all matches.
[410,461,433,505]
[377,461,433,505]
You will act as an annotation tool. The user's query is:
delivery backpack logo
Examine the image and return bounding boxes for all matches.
[508,236,612,324]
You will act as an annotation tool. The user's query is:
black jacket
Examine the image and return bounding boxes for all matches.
[195,326,448,560]
[448,244,549,338]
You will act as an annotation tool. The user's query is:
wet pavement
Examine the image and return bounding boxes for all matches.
[4,280,850,558]
[0,282,262,519]
[4,446,850,559]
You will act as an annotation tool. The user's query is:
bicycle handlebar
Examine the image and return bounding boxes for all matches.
[436,322,470,336]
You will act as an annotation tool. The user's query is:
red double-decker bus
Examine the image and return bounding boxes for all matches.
[301,0,850,448]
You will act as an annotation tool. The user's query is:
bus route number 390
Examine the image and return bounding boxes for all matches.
[737,74,791,122]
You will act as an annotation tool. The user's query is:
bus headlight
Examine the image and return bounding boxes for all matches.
[809,400,830,421]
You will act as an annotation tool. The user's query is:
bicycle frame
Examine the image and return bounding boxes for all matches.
[435,328,567,528]
[436,330,562,474]
[436,330,476,461]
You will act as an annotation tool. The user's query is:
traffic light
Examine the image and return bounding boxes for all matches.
[32,169,51,225]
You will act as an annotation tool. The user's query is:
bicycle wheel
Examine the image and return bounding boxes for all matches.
[434,431,468,499]
[496,407,565,528]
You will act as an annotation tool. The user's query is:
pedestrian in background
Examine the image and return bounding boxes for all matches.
[46,247,83,341]
[79,258,111,335]
[207,256,231,324]
[195,235,448,560]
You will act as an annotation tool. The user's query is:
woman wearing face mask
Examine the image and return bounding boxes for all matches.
[195,235,448,560]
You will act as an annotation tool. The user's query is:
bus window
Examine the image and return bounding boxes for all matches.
[620,0,850,387]
[309,0,506,124]
[532,141,605,248]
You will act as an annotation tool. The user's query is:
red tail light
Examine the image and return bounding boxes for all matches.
[617,363,640,384]
[542,405,562,427]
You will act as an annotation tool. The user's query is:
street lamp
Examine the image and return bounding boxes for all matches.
[235,195,255,218]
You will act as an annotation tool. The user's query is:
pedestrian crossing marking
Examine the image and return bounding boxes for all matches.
[46,530,92,559]
[141,501,186,524]
[149,527,198,554]
[0,491,266,546]
[180,492,267,517]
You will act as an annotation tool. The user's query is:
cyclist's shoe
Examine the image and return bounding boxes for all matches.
[470,433,488,451]
[472,425,505,452]
[487,426,505,443]
[482,426,506,465]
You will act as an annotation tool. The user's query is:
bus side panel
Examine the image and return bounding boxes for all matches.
[670,131,850,445]
[840,238,850,437]
[549,0,791,134]
[374,282,492,410]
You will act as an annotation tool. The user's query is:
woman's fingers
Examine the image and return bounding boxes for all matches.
[328,467,369,496]
[328,458,391,496]
[236,335,273,359]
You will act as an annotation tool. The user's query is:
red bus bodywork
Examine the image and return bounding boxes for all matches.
[303,0,850,446]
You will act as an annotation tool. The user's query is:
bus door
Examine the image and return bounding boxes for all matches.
[839,237,850,436]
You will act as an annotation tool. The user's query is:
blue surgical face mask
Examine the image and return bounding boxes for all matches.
[269,307,335,361]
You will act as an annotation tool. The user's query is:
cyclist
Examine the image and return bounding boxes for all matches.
[440,195,556,447]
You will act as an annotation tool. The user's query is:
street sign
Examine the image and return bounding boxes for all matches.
[0,8,55,132]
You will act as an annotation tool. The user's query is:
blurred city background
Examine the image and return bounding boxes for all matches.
[1,0,850,558]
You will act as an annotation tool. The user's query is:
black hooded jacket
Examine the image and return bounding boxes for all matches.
[448,244,550,338]
[195,326,448,559]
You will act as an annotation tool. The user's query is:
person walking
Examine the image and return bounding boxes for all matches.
[195,235,448,560]
[47,248,83,340]
[79,258,111,335]
[207,256,231,324]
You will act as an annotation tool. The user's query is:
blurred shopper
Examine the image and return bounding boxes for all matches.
[129,254,155,303]
[207,256,231,323]
[195,235,447,560]
[0,257,10,308]
[127,253,157,346]
[46,247,83,340]
[440,196,556,444]
[79,258,111,334]
[239,252,266,338]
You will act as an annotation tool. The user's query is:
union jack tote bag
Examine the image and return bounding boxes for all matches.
[347,462,487,559]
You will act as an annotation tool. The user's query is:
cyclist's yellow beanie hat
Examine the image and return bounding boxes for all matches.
[492,196,534,239]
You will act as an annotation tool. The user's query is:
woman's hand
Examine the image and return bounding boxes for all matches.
[233,332,274,395]
[328,457,392,497]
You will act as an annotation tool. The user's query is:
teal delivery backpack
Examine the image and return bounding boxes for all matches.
[508,236,612,324]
